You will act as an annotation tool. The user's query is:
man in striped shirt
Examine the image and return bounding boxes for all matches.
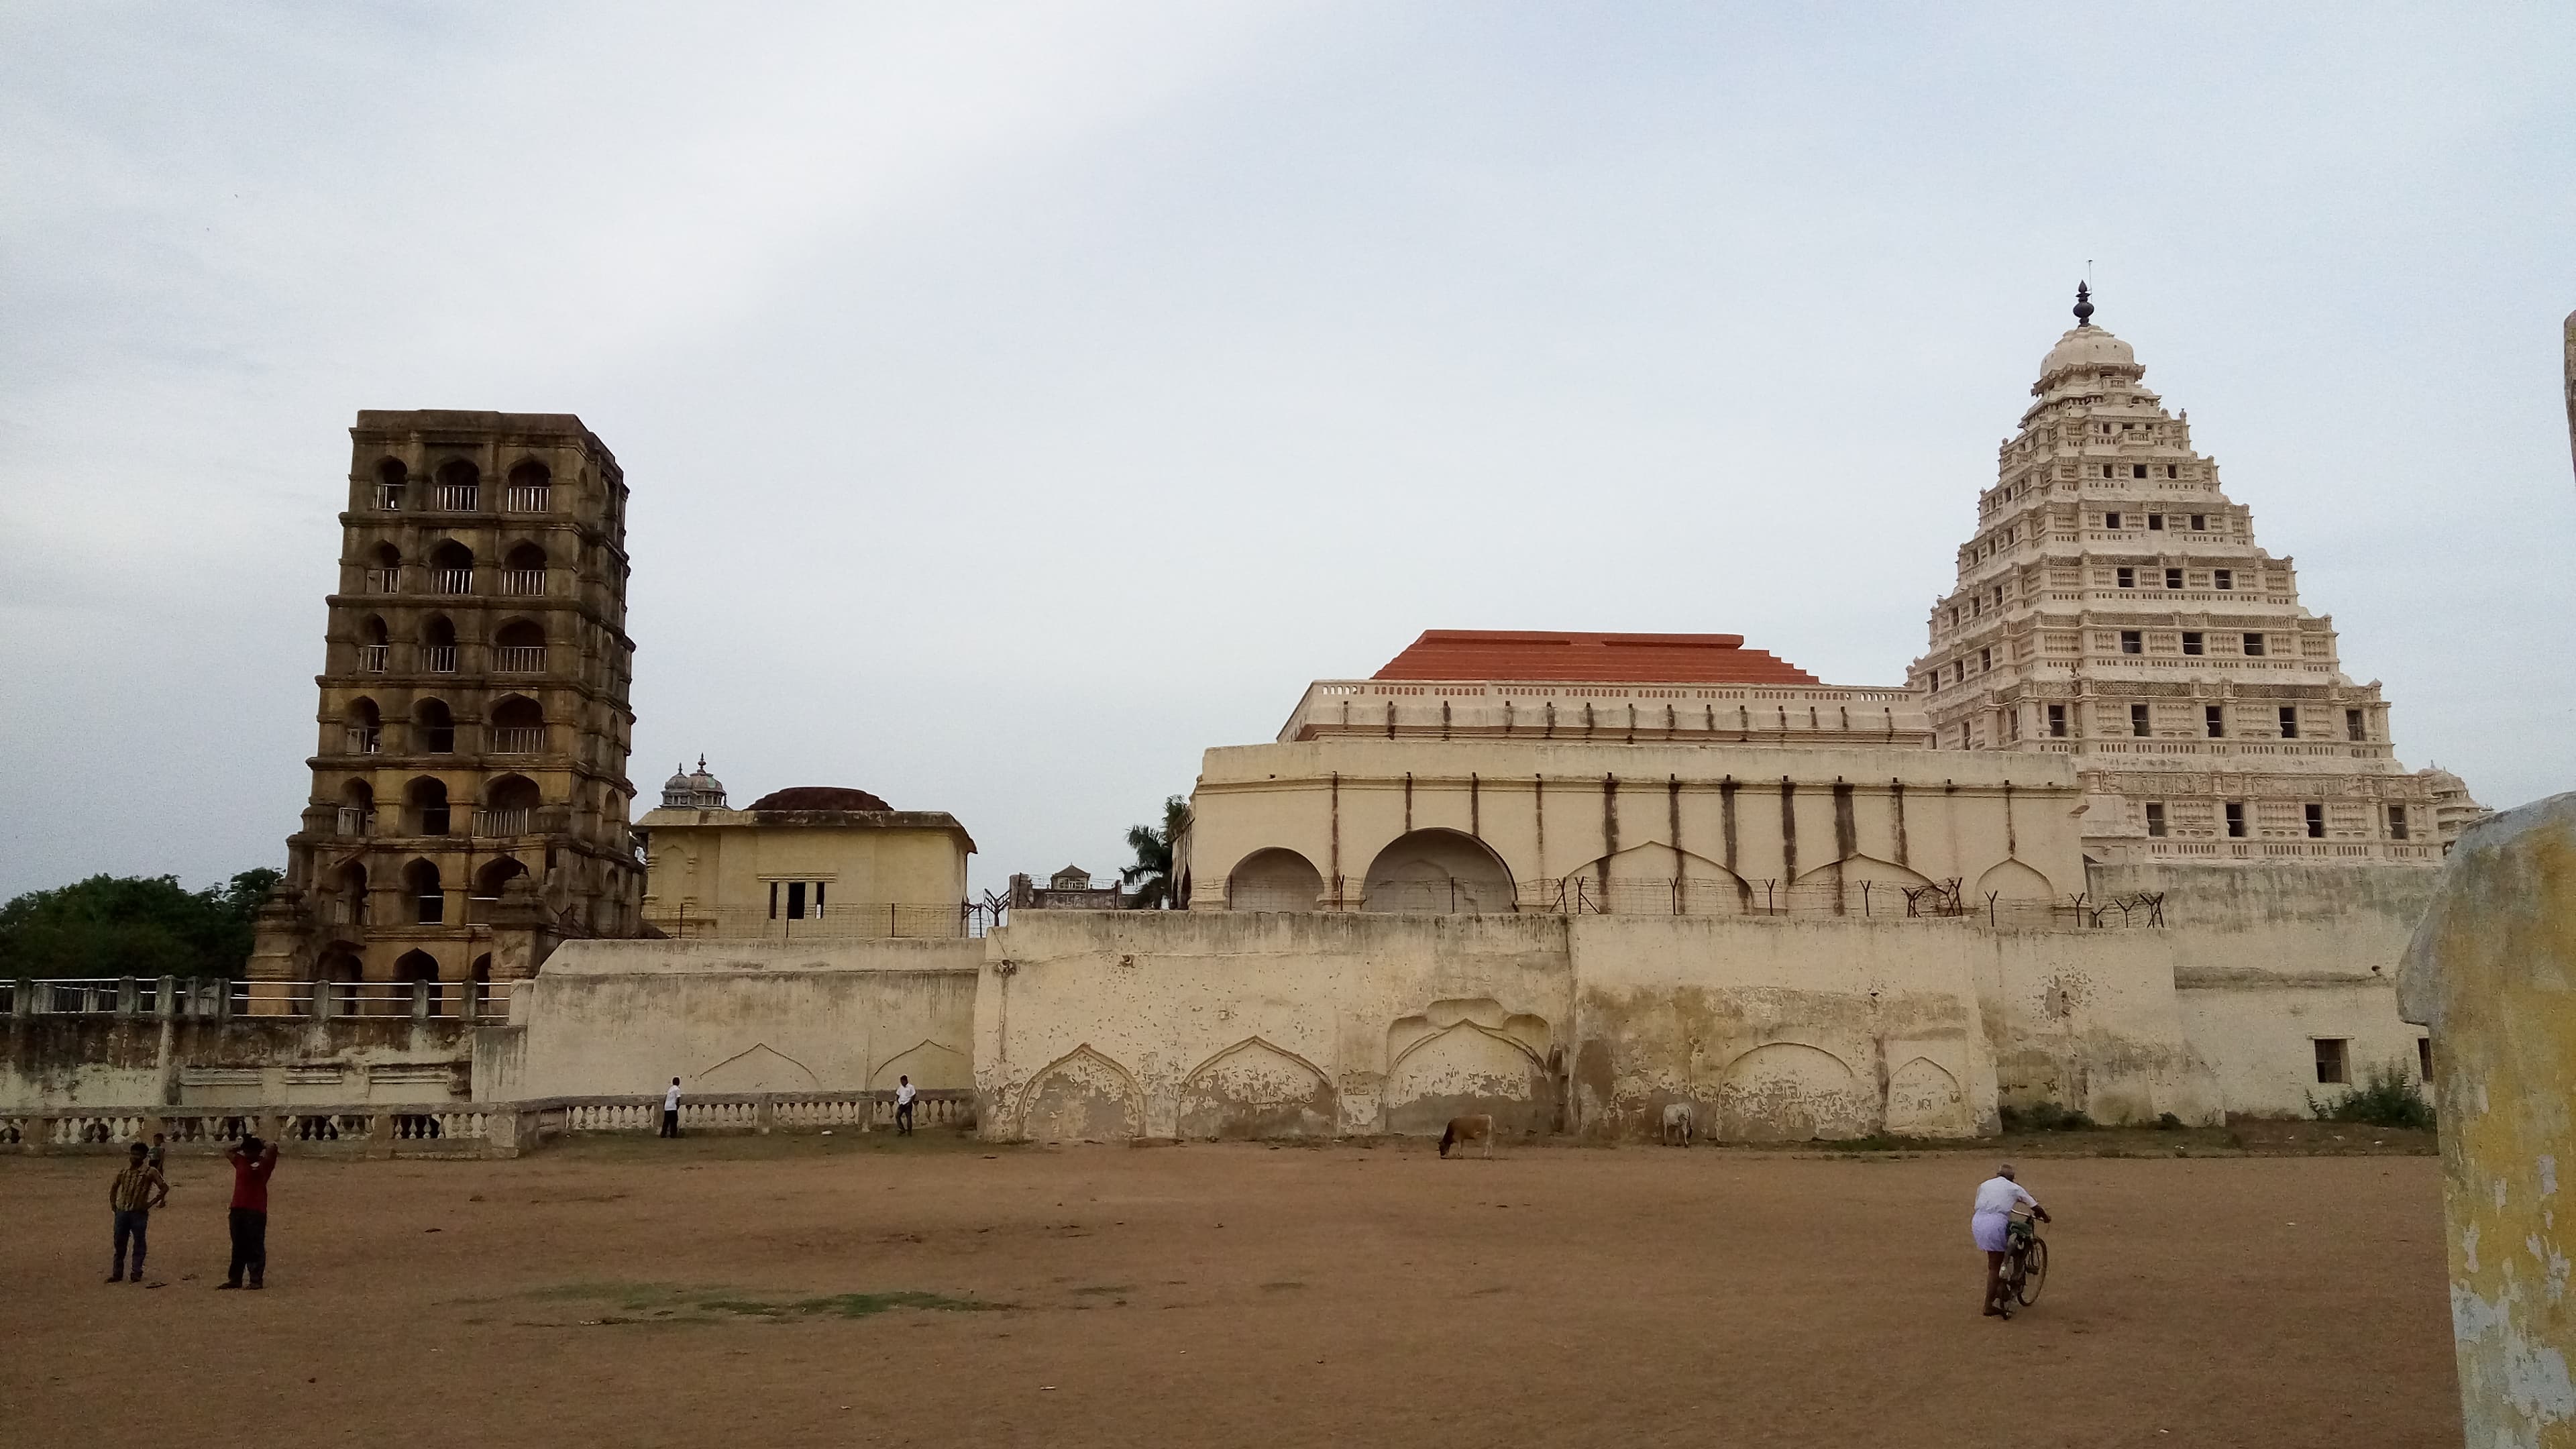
[107,1142,169,1283]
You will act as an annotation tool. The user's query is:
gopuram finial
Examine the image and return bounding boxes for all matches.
[2073,280,2096,327]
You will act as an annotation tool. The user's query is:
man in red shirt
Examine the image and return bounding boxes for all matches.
[219,1134,280,1290]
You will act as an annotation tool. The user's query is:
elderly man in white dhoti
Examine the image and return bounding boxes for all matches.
[1972,1163,2049,1318]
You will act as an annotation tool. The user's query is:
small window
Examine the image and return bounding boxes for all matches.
[2047,704,2067,738]
[2146,802,2167,837]
[2116,566,2135,589]
[2147,512,2165,529]
[2244,632,2265,657]
[2314,1038,2349,1085]
[767,881,779,920]
[2121,630,2143,655]
[2346,708,2365,742]
[2204,704,2224,737]
[2131,703,2151,737]
[2190,513,2206,531]
[2417,1037,2433,1081]
[2104,511,2123,530]
[1980,647,1992,673]
[2279,706,2300,739]
[2102,464,2114,478]
[2182,631,2204,655]
[786,881,807,920]
[2390,804,2410,841]
[2133,464,2149,480]
[2224,801,2246,838]
[2214,568,2233,590]
[2305,802,2325,839]
[2166,465,2179,479]
[2165,568,2184,589]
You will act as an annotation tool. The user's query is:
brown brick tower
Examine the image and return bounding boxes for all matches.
[247,411,641,1012]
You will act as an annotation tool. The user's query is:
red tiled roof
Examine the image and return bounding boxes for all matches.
[1371,630,1822,686]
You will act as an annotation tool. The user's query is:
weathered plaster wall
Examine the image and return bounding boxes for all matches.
[508,937,981,1099]
[1974,928,2222,1126]
[1564,916,1998,1140]
[1,1015,476,1110]
[977,912,1573,1143]
[2398,794,2576,1449]
[2102,861,2435,1116]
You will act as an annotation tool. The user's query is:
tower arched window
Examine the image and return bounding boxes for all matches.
[329,859,368,926]
[493,619,547,674]
[421,615,458,674]
[366,544,401,594]
[428,541,474,596]
[500,543,547,597]
[406,777,450,837]
[433,460,480,512]
[402,861,445,925]
[504,460,551,514]
[343,698,382,756]
[413,698,454,753]
[358,615,390,673]
[374,458,408,512]
[488,696,544,756]
[337,778,375,836]
[394,947,443,1014]
[473,854,529,904]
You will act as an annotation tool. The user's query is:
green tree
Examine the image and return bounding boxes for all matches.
[0,868,282,980]
[1119,796,1193,910]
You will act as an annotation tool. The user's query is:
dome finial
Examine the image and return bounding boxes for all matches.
[2073,280,2095,327]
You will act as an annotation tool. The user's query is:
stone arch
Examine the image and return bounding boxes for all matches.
[1178,1037,1336,1140]
[1016,1044,1144,1143]
[1975,858,2053,901]
[872,1039,969,1091]
[393,948,443,1014]
[1226,847,1324,912]
[1362,828,1515,914]
[1885,1056,1972,1137]
[1786,853,1933,916]
[1713,1041,1868,1141]
[1383,1020,1546,1136]
[1558,841,1752,914]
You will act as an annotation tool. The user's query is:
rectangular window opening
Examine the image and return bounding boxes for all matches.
[2046,704,2067,738]
[2147,512,2164,529]
[2224,801,2245,839]
[2314,1038,2349,1085]
[2204,704,2224,737]
[2215,568,2233,590]
[2104,511,2123,529]
[2346,708,2365,742]
[2244,632,2266,657]
[2116,566,2135,589]
[2165,568,2184,589]
[2145,802,2167,838]
[2417,1037,2433,1081]
[2190,513,2206,530]
[2121,630,2143,655]
[2131,703,2151,737]
[2182,631,2204,656]
[2134,464,2149,480]
[2390,805,2410,841]
[2304,802,2325,839]
[2279,706,2300,739]
[786,881,807,920]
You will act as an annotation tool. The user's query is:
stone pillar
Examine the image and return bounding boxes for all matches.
[486,876,563,983]
[2397,793,2576,1448]
[244,890,310,1016]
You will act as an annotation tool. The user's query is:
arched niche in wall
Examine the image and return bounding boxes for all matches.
[1361,828,1515,914]
[1225,847,1324,912]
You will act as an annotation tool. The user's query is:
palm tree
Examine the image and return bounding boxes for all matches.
[1120,795,1192,910]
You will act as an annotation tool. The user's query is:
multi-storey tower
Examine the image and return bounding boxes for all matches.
[1910,289,2441,867]
[248,411,641,1006]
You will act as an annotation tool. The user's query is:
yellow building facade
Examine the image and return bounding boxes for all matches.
[636,769,975,940]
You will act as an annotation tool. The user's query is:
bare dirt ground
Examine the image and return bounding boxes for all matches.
[4,1132,2457,1448]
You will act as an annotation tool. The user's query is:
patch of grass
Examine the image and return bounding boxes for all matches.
[2309,1063,2436,1132]
[1999,1102,2098,1132]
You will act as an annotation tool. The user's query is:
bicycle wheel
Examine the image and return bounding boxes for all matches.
[2015,1238,2048,1306]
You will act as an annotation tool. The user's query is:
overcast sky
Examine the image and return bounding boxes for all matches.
[3,3,2571,903]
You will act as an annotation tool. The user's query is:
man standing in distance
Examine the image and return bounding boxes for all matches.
[894,1075,916,1136]
[107,1141,169,1283]
[661,1077,682,1138]
[220,1134,280,1290]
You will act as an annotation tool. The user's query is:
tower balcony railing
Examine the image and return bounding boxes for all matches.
[362,568,400,593]
[475,808,531,836]
[356,645,390,672]
[488,727,545,755]
[423,645,458,674]
[343,727,380,755]
[434,484,480,511]
[498,570,547,596]
[335,807,375,836]
[431,568,475,594]
[374,484,405,511]
[494,646,547,673]
[502,484,552,513]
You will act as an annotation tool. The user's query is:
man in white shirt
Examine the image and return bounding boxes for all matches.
[661,1078,682,1138]
[894,1075,917,1136]
[1971,1163,2048,1318]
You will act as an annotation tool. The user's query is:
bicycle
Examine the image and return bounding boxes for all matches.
[2001,1208,2050,1310]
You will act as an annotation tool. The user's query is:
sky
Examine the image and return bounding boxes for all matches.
[3,3,2571,902]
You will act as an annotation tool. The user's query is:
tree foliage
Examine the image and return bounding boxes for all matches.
[0,869,282,980]
[1119,796,1193,910]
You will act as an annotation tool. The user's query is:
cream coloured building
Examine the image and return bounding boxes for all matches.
[636,763,976,939]
[1913,287,2444,867]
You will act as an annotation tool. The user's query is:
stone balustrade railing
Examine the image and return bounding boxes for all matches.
[0,1089,975,1159]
